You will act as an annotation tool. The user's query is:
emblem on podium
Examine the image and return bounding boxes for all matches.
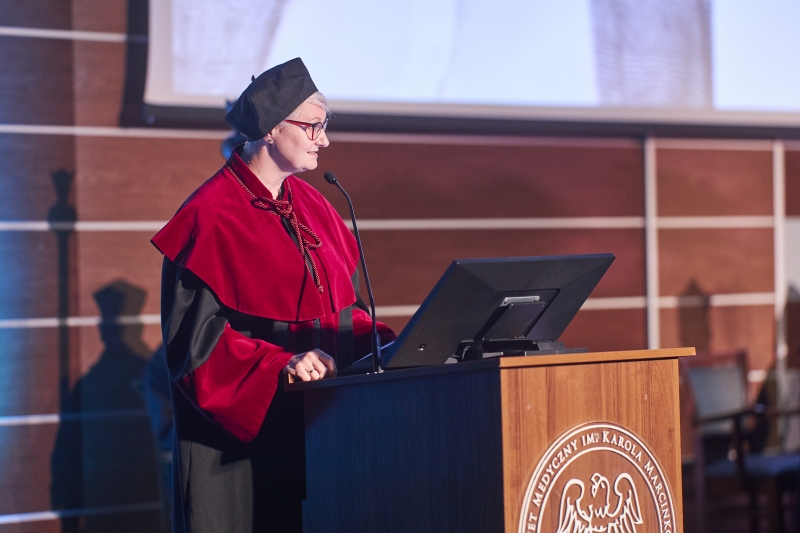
[519,422,676,533]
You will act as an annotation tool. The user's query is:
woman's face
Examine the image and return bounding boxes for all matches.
[268,101,330,174]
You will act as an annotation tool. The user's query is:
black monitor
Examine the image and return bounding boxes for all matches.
[380,253,615,369]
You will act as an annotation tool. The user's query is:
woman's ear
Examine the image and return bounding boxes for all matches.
[266,125,281,144]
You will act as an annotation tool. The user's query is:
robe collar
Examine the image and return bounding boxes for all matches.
[152,152,358,322]
[226,146,278,199]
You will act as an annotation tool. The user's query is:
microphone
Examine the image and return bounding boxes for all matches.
[324,171,382,374]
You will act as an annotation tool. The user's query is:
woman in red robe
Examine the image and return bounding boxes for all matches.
[152,58,395,533]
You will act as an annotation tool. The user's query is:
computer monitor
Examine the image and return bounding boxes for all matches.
[381,253,615,369]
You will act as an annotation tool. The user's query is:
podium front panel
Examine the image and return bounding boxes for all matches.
[501,357,683,533]
[301,365,506,532]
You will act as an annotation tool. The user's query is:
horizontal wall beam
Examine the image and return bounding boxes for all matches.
[0,292,775,329]
[0,26,145,43]
[0,216,782,232]
[0,502,160,525]
[0,124,227,139]
[0,409,148,427]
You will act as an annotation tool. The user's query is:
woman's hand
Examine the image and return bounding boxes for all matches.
[284,349,336,382]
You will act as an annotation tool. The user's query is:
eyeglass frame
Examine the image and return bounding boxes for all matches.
[283,118,329,140]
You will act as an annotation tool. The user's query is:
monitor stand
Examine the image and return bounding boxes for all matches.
[340,340,588,376]
[454,339,588,361]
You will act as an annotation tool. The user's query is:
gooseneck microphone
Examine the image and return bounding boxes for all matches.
[324,171,382,374]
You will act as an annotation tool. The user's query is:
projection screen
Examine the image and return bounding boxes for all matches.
[145,0,800,127]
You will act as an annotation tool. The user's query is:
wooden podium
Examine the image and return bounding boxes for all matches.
[289,347,694,533]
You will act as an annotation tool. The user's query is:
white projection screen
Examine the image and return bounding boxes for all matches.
[145,0,800,127]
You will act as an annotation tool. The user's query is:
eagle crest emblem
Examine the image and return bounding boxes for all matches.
[556,473,643,533]
[518,422,675,533]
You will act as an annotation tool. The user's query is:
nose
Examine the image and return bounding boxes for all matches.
[316,129,330,148]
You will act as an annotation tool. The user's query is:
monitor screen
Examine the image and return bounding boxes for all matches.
[381,253,615,369]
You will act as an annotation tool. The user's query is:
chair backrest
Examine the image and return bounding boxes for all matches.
[781,369,800,452]
[681,351,749,436]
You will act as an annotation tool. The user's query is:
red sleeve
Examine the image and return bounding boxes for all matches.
[352,308,397,358]
[178,324,294,442]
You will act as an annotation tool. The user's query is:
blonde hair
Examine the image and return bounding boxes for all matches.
[286,91,331,120]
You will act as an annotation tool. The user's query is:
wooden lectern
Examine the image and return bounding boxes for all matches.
[290,347,694,533]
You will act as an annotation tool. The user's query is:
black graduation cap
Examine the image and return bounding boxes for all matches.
[225,57,318,142]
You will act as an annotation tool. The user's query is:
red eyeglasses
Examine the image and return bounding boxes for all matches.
[283,119,329,140]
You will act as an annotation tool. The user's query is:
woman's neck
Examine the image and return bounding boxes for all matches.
[240,144,290,198]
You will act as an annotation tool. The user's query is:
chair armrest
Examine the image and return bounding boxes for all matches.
[695,405,800,426]
[696,408,755,425]
[759,406,800,419]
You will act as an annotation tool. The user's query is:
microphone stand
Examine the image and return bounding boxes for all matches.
[324,171,382,374]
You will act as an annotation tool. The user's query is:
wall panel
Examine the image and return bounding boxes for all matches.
[362,228,644,306]
[74,137,225,220]
[660,305,774,371]
[658,228,773,296]
[657,148,773,216]
[560,308,647,352]
[0,37,74,126]
[0,2,72,29]
[0,425,59,515]
[72,0,127,32]
[72,42,126,127]
[75,233,162,317]
[71,138,646,222]
[303,142,645,219]
[786,149,800,216]
[0,233,67,319]
[0,329,63,416]
[707,305,775,371]
[0,521,61,533]
[0,134,75,221]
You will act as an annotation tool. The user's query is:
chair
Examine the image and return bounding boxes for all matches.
[681,351,800,533]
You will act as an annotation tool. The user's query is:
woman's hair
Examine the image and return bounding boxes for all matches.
[286,91,331,120]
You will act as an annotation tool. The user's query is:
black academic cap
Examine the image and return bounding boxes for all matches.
[225,57,318,142]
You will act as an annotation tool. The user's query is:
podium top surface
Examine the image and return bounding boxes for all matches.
[495,346,694,368]
[287,347,695,392]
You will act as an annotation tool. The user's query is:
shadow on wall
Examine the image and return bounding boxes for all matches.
[782,286,800,452]
[48,169,77,423]
[679,279,711,353]
[785,286,800,369]
[142,343,174,526]
[50,281,163,532]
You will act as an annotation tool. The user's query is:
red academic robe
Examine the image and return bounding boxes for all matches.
[152,150,395,533]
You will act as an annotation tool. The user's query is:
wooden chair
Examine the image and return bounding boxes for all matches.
[682,351,800,533]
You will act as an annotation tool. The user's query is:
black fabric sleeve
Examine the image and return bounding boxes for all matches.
[161,258,228,380]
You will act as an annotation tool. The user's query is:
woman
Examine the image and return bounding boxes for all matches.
[152,58,395,533]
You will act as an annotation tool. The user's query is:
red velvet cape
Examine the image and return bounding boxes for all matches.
[152,152,359,321]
